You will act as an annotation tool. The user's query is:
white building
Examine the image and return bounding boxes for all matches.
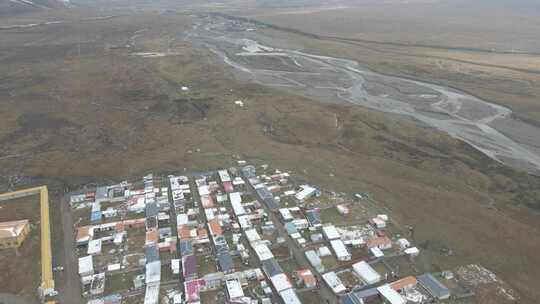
[330,239,351,261]
[305,250,325,273]
[171,259,180,275]
[352,261,381,285]
[87,239,102,255]
[279,208,293,221]
[218,170,232,183]
[404,247,420,257]
[78,255,94,277]
[377,284,406,304]
[322,272,346,294]
[230,192,245,216]
[279,288,302,304]
[144,283,160,304]
[370,247,384,258]
[253,243,274,261]
[292,219,309,230]
[145,261,161,284]
[371,217,386,229]
[270,273,293,292]
[295,185,318,202]
[318,246,332,257]
[225,279,244,300]
[397,238,411,250]
[322,225,340,240]
[245,228,262,244]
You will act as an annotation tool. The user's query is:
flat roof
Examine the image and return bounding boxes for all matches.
[78,255,93,275]
[323,225,340,240]
[271,273,293,292]
[352,261,381,285]
[262,258,283,278]
[417,273,450,299]
[217,252,234,273]
[144,283,160,304]
[0,219,29,238]
[245,228,261,243]
[230,192,245,216]
[377,284,406,304]
[87,239,102,255]
[145,261,161,284]
[330,239,350,258]
[253,243,274,261]
[322,272,346,294]
[225,279,244,299]
[182,255,198,278]
[279,288,302,304]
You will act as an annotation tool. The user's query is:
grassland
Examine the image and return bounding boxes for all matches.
[0,4,540,304]
[0,196,41,299]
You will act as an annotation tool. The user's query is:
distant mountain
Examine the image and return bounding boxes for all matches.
[0,0,68,16]
[452,0,540,10]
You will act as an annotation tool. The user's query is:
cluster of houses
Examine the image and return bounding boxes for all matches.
[174,169,268,303]
[68,163,471,304]
[73,174,178,302]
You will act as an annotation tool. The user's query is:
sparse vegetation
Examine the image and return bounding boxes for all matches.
[1,2,540,303]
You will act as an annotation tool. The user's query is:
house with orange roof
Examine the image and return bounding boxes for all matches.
[145,229,159,246]
[296,269,316,288]
[76,225,93,246]
[178,225,192,240]
[366,236,392,250]
[207,219,223,237]
[390,276,417,291]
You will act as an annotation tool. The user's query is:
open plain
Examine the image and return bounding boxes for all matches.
[1,0,540,303]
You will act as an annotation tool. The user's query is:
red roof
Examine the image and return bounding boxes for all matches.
[390,276,417,291]
[185,279,206,302]
[76,226,91,241]
[296,269,316,286]
[223,181,234,193]
[207,219,223,236]
[146,229,159,245]
[85,192,95,199]
[115,222,125,232]
[197,227,208,240]
[178,225,192,240]
[201,195,215,209]
[366,236,391,248]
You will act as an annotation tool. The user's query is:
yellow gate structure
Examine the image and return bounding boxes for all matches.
[0,186,56,303]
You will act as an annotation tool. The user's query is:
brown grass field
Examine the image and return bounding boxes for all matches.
[0,196,41,299]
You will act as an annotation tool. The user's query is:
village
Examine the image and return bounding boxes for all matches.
[65,162,514,304]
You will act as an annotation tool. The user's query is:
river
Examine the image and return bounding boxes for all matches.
[185,16,540,175]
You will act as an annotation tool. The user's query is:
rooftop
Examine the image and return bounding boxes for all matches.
[0,219,29,238]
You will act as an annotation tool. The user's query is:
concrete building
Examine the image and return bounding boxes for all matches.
[417,273,450,300]
[322,225,340,240]
[0,219,30,249]
[305,250,325,273]
[330,239,351,261]
[352,261,381,285]
[295,185,318,202]
[322,272,346,294]
[377,284,406,304]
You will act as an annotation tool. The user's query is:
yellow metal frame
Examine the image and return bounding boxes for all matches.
[0,186,55,301]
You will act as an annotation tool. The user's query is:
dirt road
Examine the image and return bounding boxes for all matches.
[57,194,84,304]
